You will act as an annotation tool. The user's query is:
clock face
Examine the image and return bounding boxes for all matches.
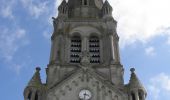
[79,89,92,100]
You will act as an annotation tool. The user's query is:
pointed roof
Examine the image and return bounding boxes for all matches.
[58,0,68,10]
[129,68,146,92]
[102,0,112,10]
[28,67,42,87]
[49,68,126,99]
[61,0,67,5]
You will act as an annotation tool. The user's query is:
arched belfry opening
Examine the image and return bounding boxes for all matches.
[89,36,100,64]
[81,0,89,6]
[27,92,32,100]
[70,35,81,63]
[35,92,39,100]
[114,95,118,100]
[84,0,88,5]
[138,90,145,100]
[139,92,143,100]
[131,92,136,100]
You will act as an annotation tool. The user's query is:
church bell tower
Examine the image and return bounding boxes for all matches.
[24,0,147,100]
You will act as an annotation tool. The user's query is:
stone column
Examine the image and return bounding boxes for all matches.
[99,38,103,63]
[49,42,54,61]
[129,94,132,100]
[65,35,70,63]
[31,91,36,100]
[142,94,145,100]
[101,86,106,100]
[96,82,100,100]
[56,66,61,81]
[135,91,139,100]
[82,36,88,52]
[109,35,114,63]
[113,39,120,63]
[50,35,61,64]
[55,36,61,64]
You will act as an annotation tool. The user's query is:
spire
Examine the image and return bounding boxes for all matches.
[28,67,42,87]
[129,68,146,92]
[58,0,67,10]
[58,0,68,18]
[102,0,113,18]
[24,67,42,100]
[102,0,112,10]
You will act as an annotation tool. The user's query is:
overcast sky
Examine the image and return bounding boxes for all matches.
[0,0,170,100]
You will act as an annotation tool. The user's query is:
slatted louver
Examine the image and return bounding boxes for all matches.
[89,36,100,64]
[70,36,81,63]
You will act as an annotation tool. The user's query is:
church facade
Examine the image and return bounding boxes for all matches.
[24,0,147,100]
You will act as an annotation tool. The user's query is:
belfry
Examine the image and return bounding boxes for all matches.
[24,0,147,100]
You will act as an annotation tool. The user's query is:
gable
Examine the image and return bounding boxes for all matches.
[47,68,127,100]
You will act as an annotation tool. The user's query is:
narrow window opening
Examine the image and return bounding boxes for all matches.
[138,92,143,100]
[84,0,87,5]
[35,93,38,100]
[27,92,32,100]
[114,95,118,100]
[70,36,81,63]
[62,7,64,14]
[89,36,100,64]
[131,92,136,100]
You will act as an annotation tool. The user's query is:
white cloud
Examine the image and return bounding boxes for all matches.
[42,0,58,40]
[108,0,170,47]
[148,73,170,100]
[55,0,170,47]
[20,0,49,18]
[20,0,58,40]
[167,38,170,45]
[0,27,28,61]
[148,85,160,100]
[0,0,15,19]
[1,5,14,19]
[145,46,156,56]
[46,0,58,25]
[43,31,52,40]
[53,0,61,16]
[0,26,29,74]
[12,64,23,75]
[57,0,62,7]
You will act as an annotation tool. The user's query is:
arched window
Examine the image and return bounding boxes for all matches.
[138,91,143,100]
[70,36,81,63]
[131,92,136,100]
[35,92,38,100]
[89,36,100,64]
[81,0,88,6]
[84,0,87,5]
[27,92,32,100]
[62,8,64,14]
[114,95,118,100]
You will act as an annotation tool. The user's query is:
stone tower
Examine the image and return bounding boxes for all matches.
[24,0,147,100]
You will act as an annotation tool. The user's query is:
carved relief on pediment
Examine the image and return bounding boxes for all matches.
[47,70,126,100]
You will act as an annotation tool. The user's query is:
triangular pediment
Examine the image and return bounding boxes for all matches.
[47,68,126,100]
